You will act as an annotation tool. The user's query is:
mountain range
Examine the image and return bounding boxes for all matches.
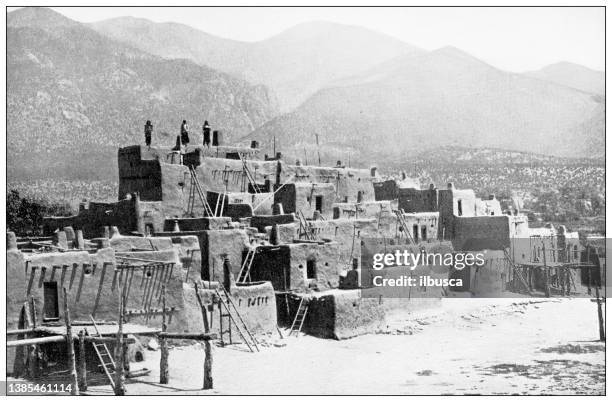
[90,18,422,112]
[245,46,604,164]
[7,7,276,180]
[7,7,605,184]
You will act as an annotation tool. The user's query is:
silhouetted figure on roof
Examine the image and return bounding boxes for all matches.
[172,135,182,151]
[144,120,153,146]
[180,120,190,146]
[202,120,211,147]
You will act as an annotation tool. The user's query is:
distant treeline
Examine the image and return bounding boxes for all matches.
[7,189,74,236]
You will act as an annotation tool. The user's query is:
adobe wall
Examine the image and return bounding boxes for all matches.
[162,217,231,232]
[299,290,442,340]
[43,198,146,238]
[293,183,336,219]
[200,229,250,282]
[286,242,343,291]
[181,281,277,335]
[307,218,380,276]
[452,215,512,251]
[186,145,260,163]
[7,249,27,329]
[109,235,173,252]
[118,146,163,201]
[400,212,440,243]
[300,290,385,340]
[438,186,477,240]
[398,187,439,213]
[467,251,511,296]
[332,200,394,222]
[196,157,278,194]
[281,163,377,204]
[15,248,188,329]
[207,191,273,216]
[360,239,454,292]
[475,197,503,216]
[250,214,296,233]
[373,180,398,201]
[249,246,292,290]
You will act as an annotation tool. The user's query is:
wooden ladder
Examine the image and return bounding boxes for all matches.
[213,192,226,217]
[89,316,116,389]
[502,249,533,296]
[288,297,309,337]
[393,209,416,245]
[214,286,259,352]
[298,210,314,240]
[238,153,261,194]
[236,247,257,284]
[187,166,214,217]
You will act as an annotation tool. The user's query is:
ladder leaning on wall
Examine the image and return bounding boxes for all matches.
[214,285,259,352]
[89,316,117,390]
[393,209,416,245]
[187,166,214,217]
[238,153,261,194]
[236,247,257,284]
[288,297,309,337]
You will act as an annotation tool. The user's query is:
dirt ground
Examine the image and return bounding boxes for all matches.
[25,298,607,395]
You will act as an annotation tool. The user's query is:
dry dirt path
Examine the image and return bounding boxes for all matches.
[85,298,606,395]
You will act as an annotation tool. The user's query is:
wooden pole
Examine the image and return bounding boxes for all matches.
[63,288,79,395]
[160,286,169,384]
[595,283,605,341]
[30,296,37,329]
[114,289,126,395]
[315,133,321,166]
[194,282,213,390]
[78,330,87,391]
[541,240,550,297]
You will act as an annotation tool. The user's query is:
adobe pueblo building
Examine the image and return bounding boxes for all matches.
[7,132,603,381]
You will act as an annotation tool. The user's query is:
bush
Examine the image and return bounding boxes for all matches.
[7,190,73,236]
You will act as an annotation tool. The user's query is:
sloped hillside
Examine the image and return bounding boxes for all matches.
[7,7,277,181]
[245,47,604,164]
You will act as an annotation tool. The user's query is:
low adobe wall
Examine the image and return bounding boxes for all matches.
[181,282,277,335]
[284,289,443,340]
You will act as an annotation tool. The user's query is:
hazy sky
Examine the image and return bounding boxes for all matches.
[42,7,605,72]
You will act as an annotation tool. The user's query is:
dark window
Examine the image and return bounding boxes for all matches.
[43,282,59,320]
[413,225,419,242]
[315,196,323,212]
[145,223,154,237]
[306,260,317,279]
[457,200,463,216]
[421,226,427,241]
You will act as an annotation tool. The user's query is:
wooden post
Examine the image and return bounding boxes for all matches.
[63,288,79,395]
[194,282,213,390]
[78,330,87,391]
[114,290,126,395]
[593,255,605,341]
[30,296,37,329]
[27,345,39,379]
[159,286,169,384]
[541,240,550,297]
[218,299,224,346]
